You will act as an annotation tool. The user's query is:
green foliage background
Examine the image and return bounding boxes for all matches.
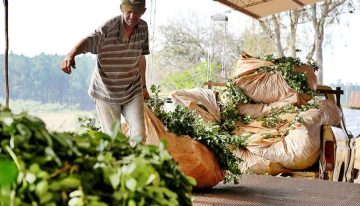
[159,62,222,90]
[0,54,95,110]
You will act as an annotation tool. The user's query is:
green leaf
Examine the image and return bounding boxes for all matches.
[28,163,40,175]
[68,196,83,206]
[128,199,136,206]
[0,158,18,186]
[59,176,81,189]
[109,172,120,189]
[35,180,48,197]
[125,178,137,192]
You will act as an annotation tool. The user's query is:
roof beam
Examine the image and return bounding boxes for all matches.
[291,0,305,6]
[213,0,261,19]
[240,0,273,8]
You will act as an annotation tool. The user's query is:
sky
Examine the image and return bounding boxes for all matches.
[0,0,359,84]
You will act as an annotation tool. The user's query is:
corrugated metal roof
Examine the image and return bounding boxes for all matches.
[214,0,322,19]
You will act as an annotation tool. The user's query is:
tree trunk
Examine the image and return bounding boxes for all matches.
[271,15,284,57]
[306,41,316,62]
[258,15,284,57]
[257,0,350,85]
[315,37,324,84]
[310,2,328,85]
[3,0,10,108]
[289,10,300,57]
[309,0,348,84]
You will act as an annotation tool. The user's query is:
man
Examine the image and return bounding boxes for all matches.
[60,0,149,145]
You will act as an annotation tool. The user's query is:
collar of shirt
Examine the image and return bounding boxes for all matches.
[119,15,140,44]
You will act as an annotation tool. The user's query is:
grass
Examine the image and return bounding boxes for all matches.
[34,111,96,132]
[0,99,96,132]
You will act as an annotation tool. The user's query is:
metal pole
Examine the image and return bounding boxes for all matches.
[211,14,228,82]
[221,19,228,81]
[149,0,156,84]
[207,21,213,82]
[3,0,9,108]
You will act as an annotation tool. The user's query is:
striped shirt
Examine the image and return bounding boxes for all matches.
[84,15,150,105]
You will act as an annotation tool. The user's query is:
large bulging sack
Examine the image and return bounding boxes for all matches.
[232,52,274,77]
[169,88,221,123]
[234,100,342,173]
[163,133,224,189]
[234,149,290,175]
[294,65,318,91]
[233,72,312,105]
[237,98,297,118]
[126,105,224,189]
[232,52,317,105]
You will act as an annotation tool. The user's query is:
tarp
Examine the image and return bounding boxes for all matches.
[214,0,322,19]
[167,51,343,175]
[235,100,342,174]
[170,88,221,123]
[170,88,342,175]
[122,52,343,185]
[232,53,317,106]
[124,105,224,189]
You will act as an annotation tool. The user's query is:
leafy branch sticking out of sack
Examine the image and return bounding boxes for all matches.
[0,105,195,206]
[258,55,318,96]
[218,81,319,137]
[146,85,248,184]
[256,102,320,139]
[218,80,254,133]
[216,54,321,134]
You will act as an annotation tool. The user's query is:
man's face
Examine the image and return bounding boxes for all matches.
[122,9,144,28]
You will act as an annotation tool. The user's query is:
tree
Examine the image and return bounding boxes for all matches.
[240,20,276,57]
[153,11,242,91]
[257,0,356,84]
[307,0,355,84]
[0,54,95,110]
[156,12,208,73]
[159,62,222,90]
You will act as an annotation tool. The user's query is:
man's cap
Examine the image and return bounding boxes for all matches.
[121,0,146,12]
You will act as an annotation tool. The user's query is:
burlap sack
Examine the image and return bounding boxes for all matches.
[169,88,221,123]
[234,100,342,173]
[233,72,312,104]
[237,98,298,118]
[143,105,224,188]
[234,149,290,175]
[294,65,318,91]
[232,52,317,105]
[232,52,274,77]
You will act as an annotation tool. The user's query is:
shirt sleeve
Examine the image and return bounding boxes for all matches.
[84,26,105,55]
[83,17,118,54]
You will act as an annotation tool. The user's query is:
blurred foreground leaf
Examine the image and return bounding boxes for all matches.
[0,158,18,186]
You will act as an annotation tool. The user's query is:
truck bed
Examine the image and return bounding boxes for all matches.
[193,175,360,206]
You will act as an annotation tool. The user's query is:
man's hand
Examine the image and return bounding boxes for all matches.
[143,87,150,100]
[60,38,87,74]
[60,55,76,74]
